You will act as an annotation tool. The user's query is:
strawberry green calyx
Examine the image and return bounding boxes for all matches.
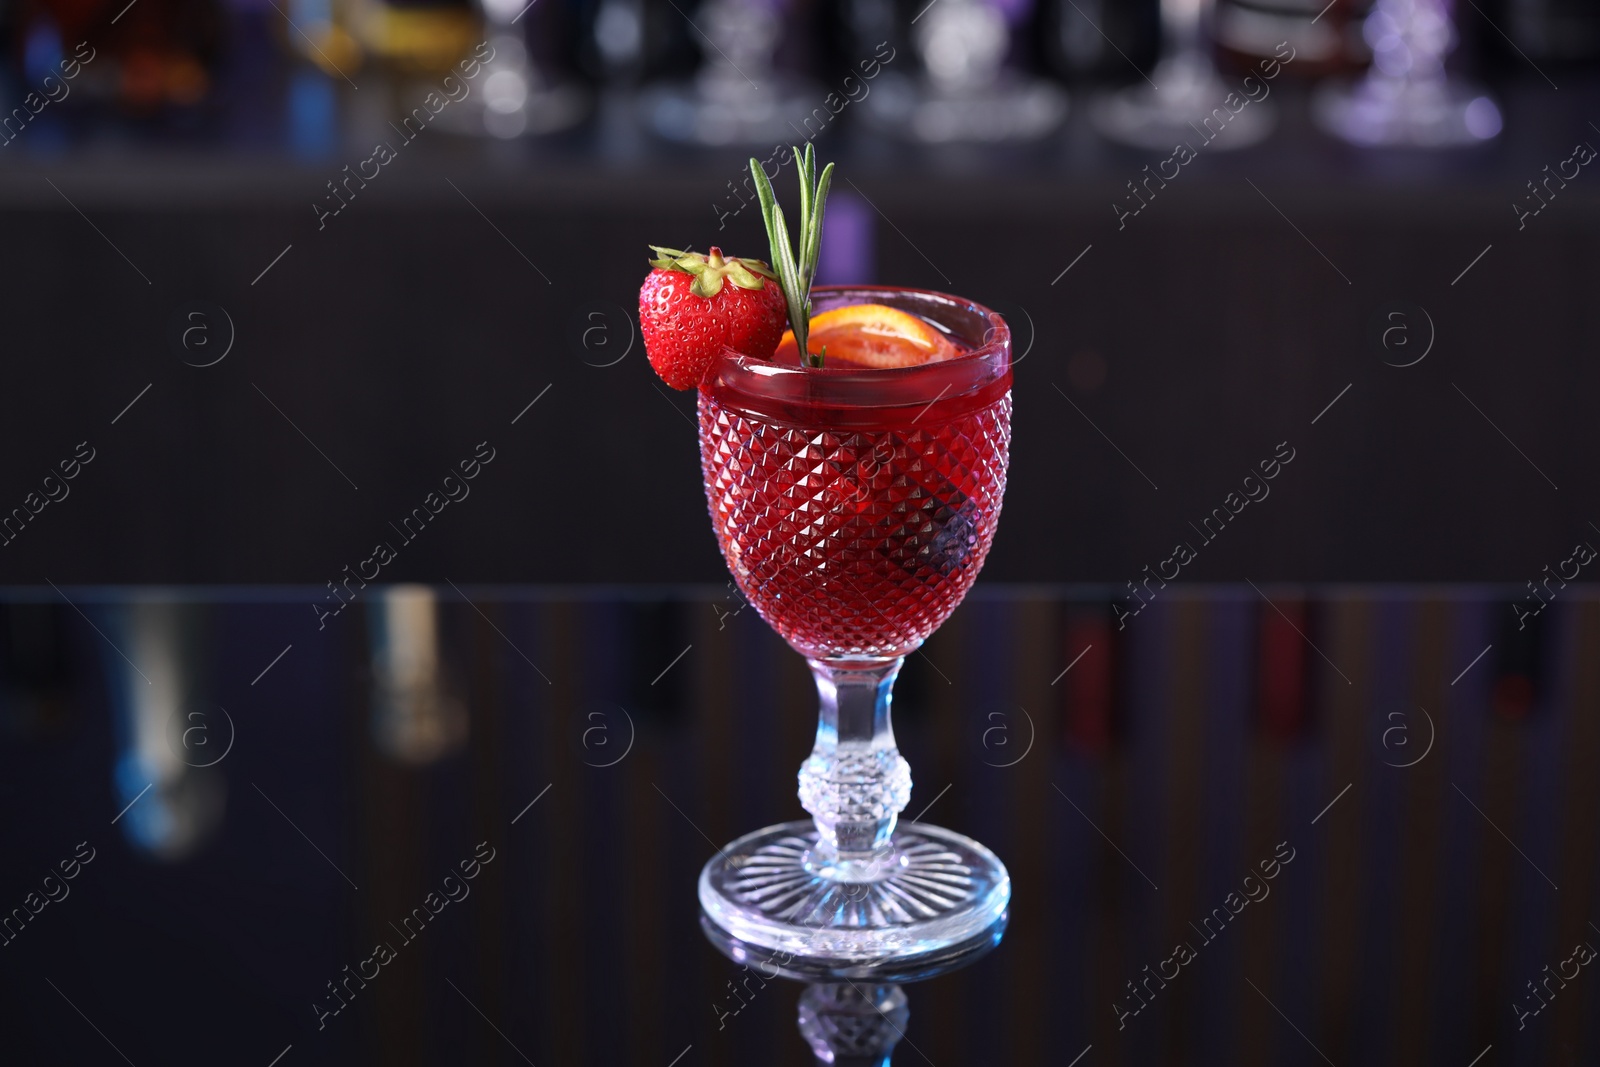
[646,245,777,298]
[748,145,834,368]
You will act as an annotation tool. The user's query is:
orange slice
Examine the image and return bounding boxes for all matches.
[776,303,959,368]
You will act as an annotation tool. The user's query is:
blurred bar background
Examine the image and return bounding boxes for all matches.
[0,0,1594,582]
[0,585,1595,1063]
[1,4,1594,1061]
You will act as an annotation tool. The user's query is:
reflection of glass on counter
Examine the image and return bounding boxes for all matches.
[101,598,226,860]
[368,584,467,764]
[701,881,1004,1058]
[799,982,908,1066]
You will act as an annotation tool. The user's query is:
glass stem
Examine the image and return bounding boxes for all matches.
[797,657,912,865]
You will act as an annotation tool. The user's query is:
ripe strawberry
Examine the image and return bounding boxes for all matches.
[639,246,788,390]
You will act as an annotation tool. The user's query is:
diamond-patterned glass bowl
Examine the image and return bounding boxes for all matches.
[697,286,1013,661]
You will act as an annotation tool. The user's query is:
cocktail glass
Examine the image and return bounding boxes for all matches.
[696,285,1012,967]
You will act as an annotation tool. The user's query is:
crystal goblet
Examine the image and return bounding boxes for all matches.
[695,285,1012,966]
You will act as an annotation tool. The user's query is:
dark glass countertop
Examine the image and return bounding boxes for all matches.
[0,584,1592,1065]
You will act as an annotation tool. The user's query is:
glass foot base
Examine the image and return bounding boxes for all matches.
[698,820,1010,967]
[701,909,1006,982]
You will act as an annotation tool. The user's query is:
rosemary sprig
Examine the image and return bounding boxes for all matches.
[749,145,834,367]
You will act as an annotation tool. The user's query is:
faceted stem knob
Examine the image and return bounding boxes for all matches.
[797,658,912,860]
[798,982,909,1067]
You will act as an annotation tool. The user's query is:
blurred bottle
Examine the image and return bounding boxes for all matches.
[368,585,468,764]
[1255,593,1314,741]
[1312,0,1501,146]
[279,0,482,76]
[347,0,480,72]
[100,597,228,861]
[1214,0,1371,78]
[1042,0,1160,85]
[578,0,647,84]
[1490,597,1544,721]
[1058,601,1121,755]
[286,62,340,154]
[16,0,222,110]
[282,0,364,76]
[457,0,587,136]
[839,0,903,64]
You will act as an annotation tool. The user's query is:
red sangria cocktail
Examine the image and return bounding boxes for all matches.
[639,148,1012,968]
[700,288,1012,661]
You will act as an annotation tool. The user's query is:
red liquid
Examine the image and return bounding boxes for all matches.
[698,298,1012,661]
